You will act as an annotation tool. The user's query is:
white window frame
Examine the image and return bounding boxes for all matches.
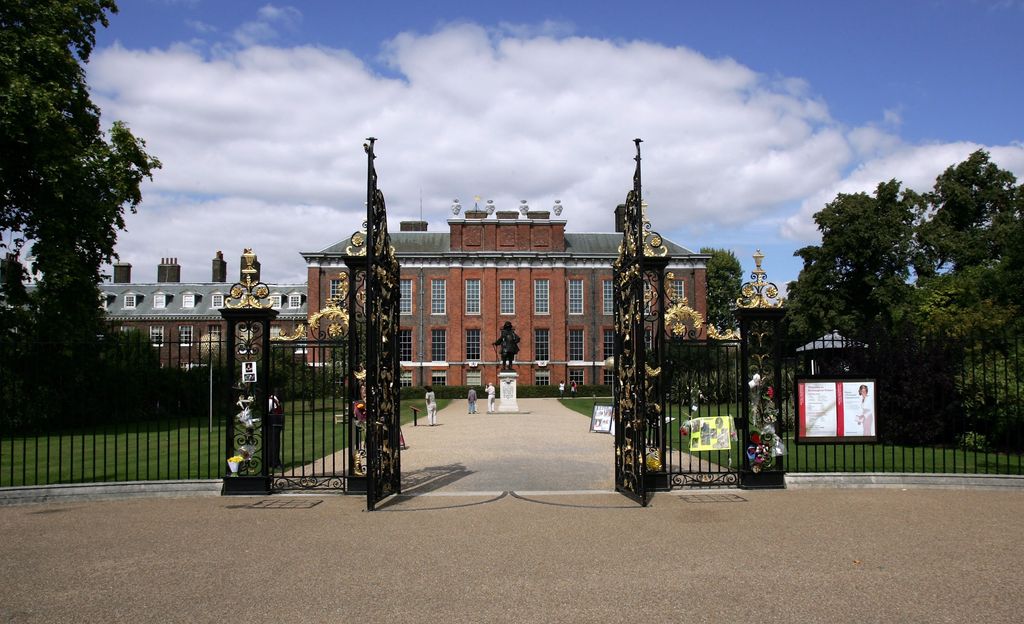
[431,370,448,387]
[568,329,585,361]
[149,325,164,346]
[211,294,224,308]
[207,324,222,341]
[465,279,481,315]
[124,294,137,309]
[568,279,584,315]
[153,293,167,310]
[178,325,193,346]
[271,295,283,309]
[603,280,614,315]
[534,279,549,315]
[288,294,302,309]
[182,293,196,309]
[500,279,515,315]
[400,279,412,314]
[431,280,446,315]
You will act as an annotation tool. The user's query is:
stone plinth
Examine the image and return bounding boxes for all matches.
[498,372,520,413]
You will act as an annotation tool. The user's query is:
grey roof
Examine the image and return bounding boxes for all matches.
[308,231,696,257]
[101,282,307,320]
[795,331,865,352]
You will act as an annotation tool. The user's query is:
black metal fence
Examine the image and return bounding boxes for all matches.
[3,326,1022,489]
[662,327,1023,484]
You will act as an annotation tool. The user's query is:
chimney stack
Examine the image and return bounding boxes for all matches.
[212,251,227,283]
[400,221,428,232]
[157,258,181,283]
[614,204,627,233]
[113,263,132,284]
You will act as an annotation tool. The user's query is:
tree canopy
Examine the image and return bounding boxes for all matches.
[786,150,1022,340]
[1,0,159,340]
[700,247,742,331]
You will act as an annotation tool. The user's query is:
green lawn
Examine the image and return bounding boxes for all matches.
[1,398,446,487]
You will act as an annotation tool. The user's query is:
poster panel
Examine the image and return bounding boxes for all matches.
[796,377,877,443]
[590,404,613,433]
[685,416,735,451]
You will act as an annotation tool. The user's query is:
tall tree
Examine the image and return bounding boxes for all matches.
[700,247,742,331]
[1,0,160,340]
[911,150,1022,332]
[786,180,917,340]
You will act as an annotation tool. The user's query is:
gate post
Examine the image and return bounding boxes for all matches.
[221,248,279,495]
[735,250,786,489]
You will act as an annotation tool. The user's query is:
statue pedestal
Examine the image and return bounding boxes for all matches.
[497,372,520,413]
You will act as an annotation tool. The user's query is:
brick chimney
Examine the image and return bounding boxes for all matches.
[113,263,132,284]
[212,251,227,283]
[614,204,627,233]
[157,258,181,283]
[400,221,428,232]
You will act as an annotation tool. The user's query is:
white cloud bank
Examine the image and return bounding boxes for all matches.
[88,19,1024,283]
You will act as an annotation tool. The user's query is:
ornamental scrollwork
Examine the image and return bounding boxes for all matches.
[736,249,785,309]
[225,248,271,309]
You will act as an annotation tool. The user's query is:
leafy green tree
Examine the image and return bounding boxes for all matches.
[911,150,1022,333]
[786,180,918,340]
[700,247,742,331]
[1,0,160,341]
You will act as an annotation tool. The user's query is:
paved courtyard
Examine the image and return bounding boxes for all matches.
[1,399,1022,623]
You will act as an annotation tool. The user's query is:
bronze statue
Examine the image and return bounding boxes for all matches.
[494,321,520,370]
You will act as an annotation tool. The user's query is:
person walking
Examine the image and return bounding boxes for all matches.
[425,385,438,426]
[558,381,565,398]
[467,387,478,414]
[570,380,577,398]
[267,389,284,469]
[486,382,496,413]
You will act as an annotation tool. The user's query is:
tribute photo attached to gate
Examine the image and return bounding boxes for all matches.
[796,377,877,443]
[687,416,735,451]
[590,404,613,433]
[241,361,257,384]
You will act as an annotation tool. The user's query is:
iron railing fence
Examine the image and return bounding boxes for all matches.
[3,328,1022,488]
[1,334,229,487]
[266,341,350,491]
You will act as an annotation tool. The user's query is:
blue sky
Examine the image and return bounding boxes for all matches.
[89,0,1024,287]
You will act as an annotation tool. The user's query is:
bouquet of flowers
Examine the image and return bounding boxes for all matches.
[227,454,244,474]
[747,374,785,472]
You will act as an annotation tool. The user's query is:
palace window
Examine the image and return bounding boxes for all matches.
[534,329,549,361]
[211,294,224,308]
[603,280,614,315]
[150,325,164,347]
[535,371,550,386]
[465,279,481,315]
[500,279,515,315]
[431,370,447,387]
[466,329,481,361]
[182,294,196,309]
[568,329,584,361]
[178,325,193,346]
[400,279,412,314]
[153,294,166,310]
[431,328,446,361]
[431,280,446,315]
[288,294,302,309]
[399,329,413,362]
[534,279,549,314]
[568,279,583,315]
[569,369,584,385]
[604,329,615,360]
[124,294,137,309]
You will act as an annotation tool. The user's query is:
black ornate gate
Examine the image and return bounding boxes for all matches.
[360,138,402,510]
[613,139,671,506]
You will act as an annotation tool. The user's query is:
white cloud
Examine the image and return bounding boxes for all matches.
[87,19,1024,283]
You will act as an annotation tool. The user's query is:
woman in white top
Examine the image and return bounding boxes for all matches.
[486,383,496,413]
[425,385,438,426]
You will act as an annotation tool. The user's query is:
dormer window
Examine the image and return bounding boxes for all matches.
[211,293,224,308]
[124,294,137,309]
[182,293,195,309]
[288,294,302,309]
[153,293,167,309]
[271,295,282,309]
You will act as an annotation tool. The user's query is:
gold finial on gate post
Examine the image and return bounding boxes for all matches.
[736,249,784,309]
[226,248,271,309]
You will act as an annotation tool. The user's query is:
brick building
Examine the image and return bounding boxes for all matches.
[102,251,307,355]
[303,206,708,388]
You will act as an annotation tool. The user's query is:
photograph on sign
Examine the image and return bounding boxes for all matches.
[241,361,257,384]
[796,377,876,443]
[685,416,735,451]
[590,404,613,433]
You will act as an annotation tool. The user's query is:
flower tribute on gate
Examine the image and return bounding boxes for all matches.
[747,373,785,472]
